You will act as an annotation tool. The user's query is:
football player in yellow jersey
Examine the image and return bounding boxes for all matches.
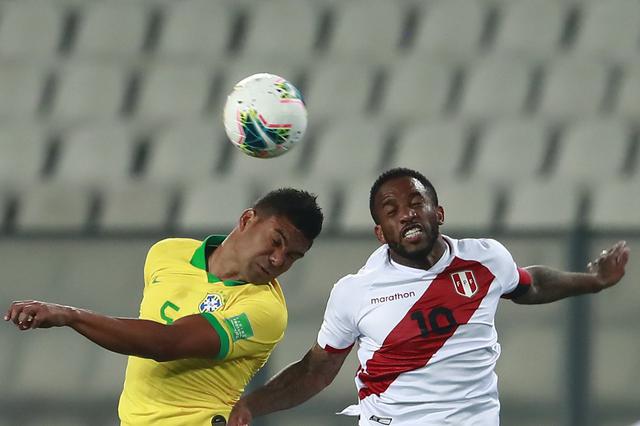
[4,188,323,425]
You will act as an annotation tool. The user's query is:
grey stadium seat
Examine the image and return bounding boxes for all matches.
[99,183,174,232]
[242,0,320,61]
[389,121,469,180]
[0,125,48,190]
[435,180,498,230]
[177,178,257,232]
[50,62,128,124]
[492,0,567,58]
[329,0,405,63]
[590,180,640,231]
[473,120,550,185]
[304,118,387,184]
[158,0,236,61]
[145,122,224,187]
[55,124,136,185]
[16,183,92,232]
[0,0,65,59]
[380,56,456,123]
[538,57,609,120]
[503,181,583,231]
[575,0,640,60]
[84,350,127,398]
[552,120,630,184]
[459,56,533,119]
[617,62,640,119]
[413,0,488,59]
[136,62,216,123]
[73,1,150,59]
[304,60,376,122]
[0,63,47,119]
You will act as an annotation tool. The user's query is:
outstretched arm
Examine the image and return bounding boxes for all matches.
[4,301,220,362]
[228,343,351,426]
[513,241,630,305]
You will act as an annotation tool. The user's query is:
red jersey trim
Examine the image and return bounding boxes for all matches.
[502,267,532,300]
[323,343,354,354]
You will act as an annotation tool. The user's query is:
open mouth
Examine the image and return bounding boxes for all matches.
[401,224,425,241]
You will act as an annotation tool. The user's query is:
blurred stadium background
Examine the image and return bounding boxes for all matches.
[0,0,638,425]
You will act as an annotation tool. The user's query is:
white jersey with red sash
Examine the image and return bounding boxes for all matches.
[317,236,531,426]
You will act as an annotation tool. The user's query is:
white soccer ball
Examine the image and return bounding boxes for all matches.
[223,73,307,158]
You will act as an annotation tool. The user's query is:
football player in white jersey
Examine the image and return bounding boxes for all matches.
[228,167,630,426]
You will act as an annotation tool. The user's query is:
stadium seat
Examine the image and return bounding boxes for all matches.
[434,180,499,230]
[459,56,533,119]
[380,56,456,122]
[413,0,488,59]
[145,122,223,186]
[0,0,65,59]
[503,181,583,230]
[575,0,640,60]
[99,183,174,232]
[305,118,387,184]
[0,63,47,119]
[22,417,86,426]
[473,120,550,185]
[50,62,129,124]
[495,324,565,405]
[177,178,257,232]
[492,0,567,58]
[592,326,640,405]
[552,120,630,183]
[16,183,92,232]
[136,62,216,123]
[305,61,376,122]
[0,125,48,189]
[73,1,151,59]
[338,178,377,233]
[13,328,93,398]
[538,57,609,119]
[157,0,236,60]
[389,121,469,179]
[242,0,320,60]
[84,351,127,398]
[329,0,405,62]
[617,62,640,119]
[55,124,136,185]
[590,180,640,231]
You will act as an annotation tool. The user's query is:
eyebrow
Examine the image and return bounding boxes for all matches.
[276,228,305,258]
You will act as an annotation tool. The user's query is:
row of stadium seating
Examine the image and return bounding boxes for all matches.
[0,236,638,426]
[2,56,639,122]
[1,0,638,61]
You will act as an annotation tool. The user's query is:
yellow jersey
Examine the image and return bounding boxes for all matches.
[118,235,287,425]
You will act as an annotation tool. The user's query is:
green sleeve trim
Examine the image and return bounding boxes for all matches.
[201,312,230,360]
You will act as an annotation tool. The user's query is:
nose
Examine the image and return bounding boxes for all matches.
[400,206,418,223]
[269,249,285,268]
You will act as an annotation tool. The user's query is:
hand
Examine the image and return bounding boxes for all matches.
[228,399,253,426]
[587,241,630,291]
[4,300,74,330]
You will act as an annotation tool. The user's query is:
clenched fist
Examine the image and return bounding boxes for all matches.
[4,300,74,330]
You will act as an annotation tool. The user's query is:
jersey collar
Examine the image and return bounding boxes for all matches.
[190,234,248,286]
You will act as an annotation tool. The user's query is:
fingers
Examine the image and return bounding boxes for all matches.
[4,301,39,330]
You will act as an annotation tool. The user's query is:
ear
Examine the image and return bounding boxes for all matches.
[436,206,445,225]
[374,224,386,244]
[238,208,257,231]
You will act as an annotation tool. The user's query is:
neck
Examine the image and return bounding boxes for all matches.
[389,235,448,270]
[207,236,243,281]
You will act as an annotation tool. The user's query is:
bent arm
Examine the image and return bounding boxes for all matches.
[4,301,220,362]
[513,241,630,305]
[230,343,351,424]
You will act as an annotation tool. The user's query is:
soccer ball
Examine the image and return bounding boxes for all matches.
[223,73,307,159]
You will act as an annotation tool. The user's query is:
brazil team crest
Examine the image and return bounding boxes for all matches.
[199,293,224,313]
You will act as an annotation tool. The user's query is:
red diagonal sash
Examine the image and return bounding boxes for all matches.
[358,257,495,399]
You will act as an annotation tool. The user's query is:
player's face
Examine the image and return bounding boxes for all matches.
[238,212,312,284]
[373,176,444,262]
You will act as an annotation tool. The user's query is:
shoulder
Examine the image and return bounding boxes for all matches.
[453,237,513,262]
[148,238,200,254]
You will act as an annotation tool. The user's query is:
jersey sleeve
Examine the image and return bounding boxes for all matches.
[200,294,287,361]
[316,277,359,352]
[484,239,532,299]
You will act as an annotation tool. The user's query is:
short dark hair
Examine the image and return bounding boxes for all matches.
[253,188,323,241]
[369,168,439,224]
